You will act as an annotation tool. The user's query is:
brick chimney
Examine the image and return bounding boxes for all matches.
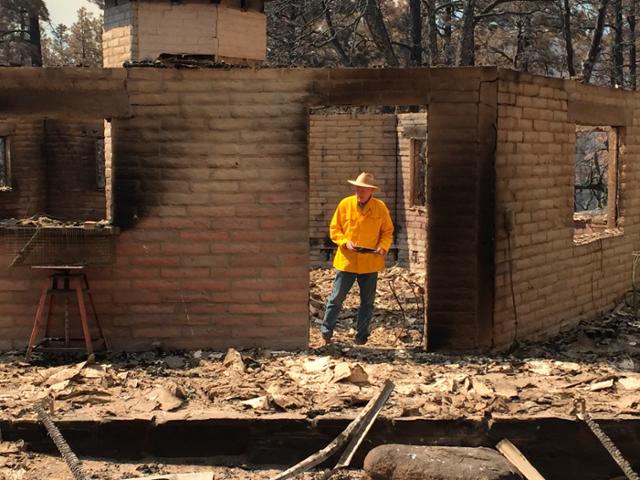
[103,0,268,67]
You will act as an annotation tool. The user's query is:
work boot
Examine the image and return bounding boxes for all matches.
[354,336,367,345]
[322,333,332,345]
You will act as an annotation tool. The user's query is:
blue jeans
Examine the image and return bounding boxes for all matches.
[320,270,378,342]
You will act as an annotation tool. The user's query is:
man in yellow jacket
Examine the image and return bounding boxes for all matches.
[320,172,394,345]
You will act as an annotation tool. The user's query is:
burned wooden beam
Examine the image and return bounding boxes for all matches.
[320,379,396,479]
[272,380,395,480]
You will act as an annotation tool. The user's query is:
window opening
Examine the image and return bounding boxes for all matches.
[0,136,11,190]
[410,138,427,208]
[573,125,621,243]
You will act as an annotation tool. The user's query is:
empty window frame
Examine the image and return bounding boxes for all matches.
[0,136,10,190]
[410,138,427,208]
[574,126,619,233]
[573,125,621,244]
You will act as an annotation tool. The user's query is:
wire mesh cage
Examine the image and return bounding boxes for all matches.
[0,225,116,268]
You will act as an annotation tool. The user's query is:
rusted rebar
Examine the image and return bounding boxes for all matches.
[574,398,640,480]
[34,403,89,480]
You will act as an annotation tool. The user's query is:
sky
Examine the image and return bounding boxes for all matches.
[45,0,102,27]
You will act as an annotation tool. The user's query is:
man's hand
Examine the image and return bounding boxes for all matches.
[345,240,356,251]
[375,247,387,256]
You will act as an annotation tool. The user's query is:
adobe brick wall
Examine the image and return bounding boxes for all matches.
[216,5,267,63]
[0,119,46,219]
[493,70,640,349]
[44,119,107,221]
[426,68,497,351]
[308,112,397,267]
[0,67,438,351]
[0,67,492,352]
[94,67,323,351]
[396,113,427,272]
[103,0,266,67]
[4,67,637,353]
[136,1,218,61]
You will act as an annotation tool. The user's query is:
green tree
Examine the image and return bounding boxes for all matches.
[41,23,68,66]
[41,7,102,67]
[66,7,102,66]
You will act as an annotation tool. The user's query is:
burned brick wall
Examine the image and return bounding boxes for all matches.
[308,112,398,267]
[494,71,639,349]
[425,68,497,351]
[0,67,496,352]
[2,67,637,353]
[44,119,107,221]
[102,68,314,350]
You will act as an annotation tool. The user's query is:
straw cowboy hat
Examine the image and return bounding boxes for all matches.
[347,172,379,191]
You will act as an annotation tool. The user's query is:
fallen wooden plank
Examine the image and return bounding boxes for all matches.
[319,379,395,480]
[122,473,214,480]
[335,379,395,467]
[271,379,395,480]
[496,439,545,480]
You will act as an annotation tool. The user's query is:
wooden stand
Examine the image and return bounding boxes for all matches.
[25,266,109,361]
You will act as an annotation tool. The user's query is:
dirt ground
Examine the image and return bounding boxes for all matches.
[1,267,638,422]
[0,452,368,480]
[1,267,640,479]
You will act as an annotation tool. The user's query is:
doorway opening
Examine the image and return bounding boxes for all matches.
[307,105,428,350]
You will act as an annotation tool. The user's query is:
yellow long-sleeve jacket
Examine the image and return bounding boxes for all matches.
[329,195,394,274]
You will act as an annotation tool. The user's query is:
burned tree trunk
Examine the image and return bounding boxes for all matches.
[612,0,624,86]
[409,0,422,65]
[629,0,637,89]
[514,17,532,72]
[363,0,399,66]
[28,13,41,66]
[285,3,300,66]
[443,3,454,65]
[563,0,576,76]
[322,0,350,66]
[459,0,476,65]
[582,0,610,83]
[426,0,438,65]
